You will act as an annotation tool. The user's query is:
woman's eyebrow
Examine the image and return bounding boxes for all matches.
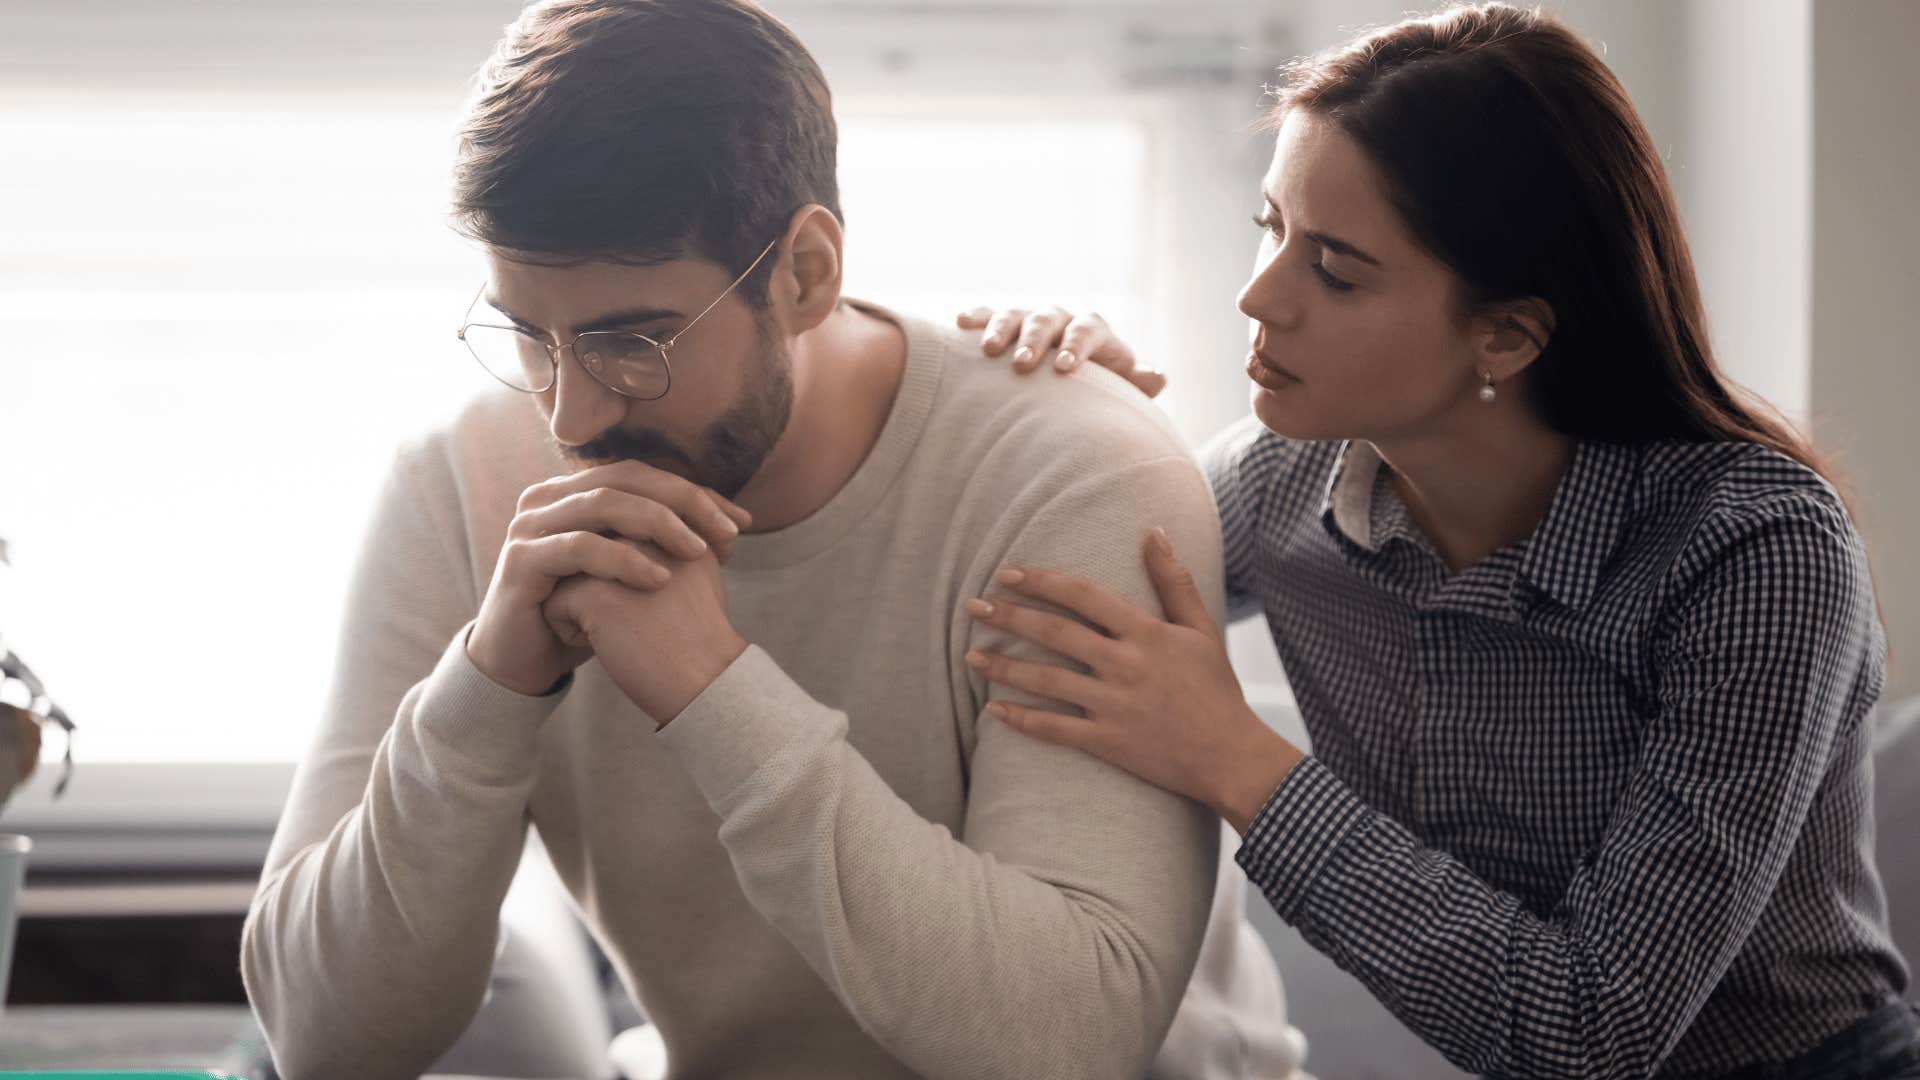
[1264,194,1382,267]
[1304,229,1381,267]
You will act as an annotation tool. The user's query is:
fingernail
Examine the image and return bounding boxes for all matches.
[1013,346,1035,367]
[965,650,988,669]
[995,568,1025,586]
[982,333,1002,350]
[1054,351,1077,371]
[721,518,739,536]
[690,535,709,552]
[1151,527,1172,555]
[985,702,1009,719]
[964,598,995,618]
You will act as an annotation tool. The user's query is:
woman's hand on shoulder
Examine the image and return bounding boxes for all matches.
[956,305,1167,399]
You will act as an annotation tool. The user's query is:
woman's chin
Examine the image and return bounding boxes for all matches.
[1250,381,1321,439]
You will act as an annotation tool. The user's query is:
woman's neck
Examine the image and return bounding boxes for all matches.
[1372,406,1575,576]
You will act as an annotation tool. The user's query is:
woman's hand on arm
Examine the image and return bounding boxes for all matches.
[956,306,1168,399]
[963,527,1303,829]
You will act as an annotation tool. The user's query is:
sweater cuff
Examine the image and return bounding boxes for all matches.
[1233,755,1376,922]
[411,622,572,783]
[655,644,841,810]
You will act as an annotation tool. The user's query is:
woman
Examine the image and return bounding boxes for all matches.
[955,4,1918,1077]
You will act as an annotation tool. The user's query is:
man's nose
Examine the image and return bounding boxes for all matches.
[545,343,629,449]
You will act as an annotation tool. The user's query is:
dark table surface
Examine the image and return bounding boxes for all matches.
[0,1005,265,1073]
[0,1005,578,1078]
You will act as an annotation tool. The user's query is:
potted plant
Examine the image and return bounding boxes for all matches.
[2,536,76,809]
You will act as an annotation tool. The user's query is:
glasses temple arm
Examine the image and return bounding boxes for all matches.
[666,239,779,347]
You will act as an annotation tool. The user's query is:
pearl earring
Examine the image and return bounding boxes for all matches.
[1478,372,1497,404]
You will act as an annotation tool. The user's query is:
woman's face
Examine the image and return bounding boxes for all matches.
[1237,109,1485,443]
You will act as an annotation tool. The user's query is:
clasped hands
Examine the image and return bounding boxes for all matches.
[465,461,752,726]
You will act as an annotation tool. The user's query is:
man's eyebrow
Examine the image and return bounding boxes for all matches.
[1263,195,1382,267]
[481,295,542,335]
[573,306,685,335]
[480,297,686,337]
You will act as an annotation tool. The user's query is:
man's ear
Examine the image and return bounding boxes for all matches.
[769,204,843,335]
[1474,295,1556,381]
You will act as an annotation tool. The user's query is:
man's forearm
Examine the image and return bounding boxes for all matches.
[243,640,552,1080]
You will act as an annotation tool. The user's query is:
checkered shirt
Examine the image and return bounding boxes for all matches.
[1206,417,1907,1078]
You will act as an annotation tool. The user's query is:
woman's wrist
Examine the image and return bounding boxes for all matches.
[1214,713,1306,835]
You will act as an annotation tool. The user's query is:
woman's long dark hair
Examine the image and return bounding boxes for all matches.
[1272,2,1825,476]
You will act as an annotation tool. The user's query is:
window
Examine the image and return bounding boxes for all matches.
[2,2,1288,788]
[0,101,1167,765]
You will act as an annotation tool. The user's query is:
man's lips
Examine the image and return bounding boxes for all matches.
[1245,350,1300,388]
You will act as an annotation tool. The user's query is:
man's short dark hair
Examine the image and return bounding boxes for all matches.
[452,0,840,302]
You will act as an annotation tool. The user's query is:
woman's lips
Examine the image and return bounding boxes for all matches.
[1245,350,1300,389]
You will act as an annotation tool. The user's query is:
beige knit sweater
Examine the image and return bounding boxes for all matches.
[242,308,1300,1079]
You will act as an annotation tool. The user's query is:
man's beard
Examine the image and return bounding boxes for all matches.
[557,327,795,500]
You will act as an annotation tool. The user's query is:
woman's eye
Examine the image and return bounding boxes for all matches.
[1251,212,1283,240]
[1312,262,1355,292]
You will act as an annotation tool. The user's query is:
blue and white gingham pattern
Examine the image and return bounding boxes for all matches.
[1206,416,1907,1079]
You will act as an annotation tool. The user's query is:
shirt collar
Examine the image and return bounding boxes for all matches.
[1321,438,1641,611]
[1516,440,1641,612]
[1320,440,1426,552]
[1321,440,1385,550]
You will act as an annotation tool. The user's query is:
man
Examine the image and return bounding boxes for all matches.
[241,1,1299,1076]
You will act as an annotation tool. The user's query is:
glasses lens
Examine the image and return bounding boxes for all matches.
[575,333,670,400]
[462,324,552,392]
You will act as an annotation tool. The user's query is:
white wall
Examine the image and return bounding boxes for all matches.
[1811,0,1920,704]
[1678,0,1813,422]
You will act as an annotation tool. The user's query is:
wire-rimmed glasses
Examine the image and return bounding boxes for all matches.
[457,239,778,401]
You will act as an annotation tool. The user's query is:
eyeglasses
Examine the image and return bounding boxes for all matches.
[457,239,778,401]
[1,645,76,799]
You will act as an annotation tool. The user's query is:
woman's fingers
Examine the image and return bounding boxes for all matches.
[983,567,1149,637]
[1053,312,1117,373]
[959,307,1166,396]
[1127,370,1169,398]
[984,700,1110,756]
[965,649,1110,711]
[1010,307,1071,374]
[1143,528,1216,632]
[1050,312,1167,397]
[979,308,1030,357]
[964,590,1122,669]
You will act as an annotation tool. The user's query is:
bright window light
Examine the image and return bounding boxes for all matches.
[0,91,1156,763]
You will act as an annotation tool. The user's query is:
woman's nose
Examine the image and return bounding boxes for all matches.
[1236,247,1303,331]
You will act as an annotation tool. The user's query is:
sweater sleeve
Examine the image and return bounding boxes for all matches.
[656,455,1224,1080]
[240,443,566,1080]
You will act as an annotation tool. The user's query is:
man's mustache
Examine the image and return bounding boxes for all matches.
[566,428,694,470]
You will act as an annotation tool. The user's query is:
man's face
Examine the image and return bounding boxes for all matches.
[481,250,794,499]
